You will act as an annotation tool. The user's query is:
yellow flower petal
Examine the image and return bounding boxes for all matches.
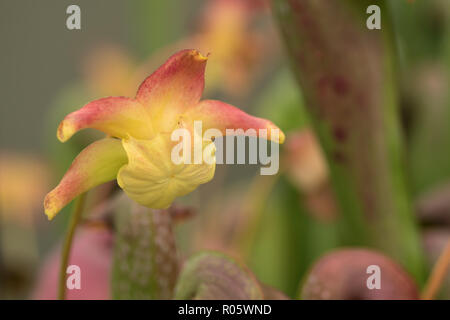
[44,138,128,220]
[57,97,153,142]
[117,133,215,209]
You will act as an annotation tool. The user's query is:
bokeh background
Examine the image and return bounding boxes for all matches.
[0,0,449,299]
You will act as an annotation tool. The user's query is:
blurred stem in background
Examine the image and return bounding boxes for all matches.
[58,193,86,300]
[422,240,450,300]
[252,70,340,297]
[271,0,425,282]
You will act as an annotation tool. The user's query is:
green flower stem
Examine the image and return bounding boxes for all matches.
[112,201,179,300]
[271,0,425,282]
[58,193,86,300]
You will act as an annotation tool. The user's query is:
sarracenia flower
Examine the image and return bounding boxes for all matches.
[44,49,284,220]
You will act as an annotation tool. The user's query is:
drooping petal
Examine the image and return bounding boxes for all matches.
[44,138,128,220]
[117,133,215,209]
[135,49,208,132]
[185,99,285,143]
[57,97,153,142]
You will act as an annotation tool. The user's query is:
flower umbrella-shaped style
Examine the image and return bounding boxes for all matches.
[44,49,284,220]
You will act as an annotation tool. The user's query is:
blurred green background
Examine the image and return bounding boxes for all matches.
[0,0,449,300]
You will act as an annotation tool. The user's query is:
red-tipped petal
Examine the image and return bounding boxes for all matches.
[57,97,152,142]
[44,138,127,220]
[185,99,285,143]
[135,49,208,131]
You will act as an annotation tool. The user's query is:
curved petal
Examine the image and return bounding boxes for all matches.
[135,49,208,132]
[117,134,215,209]
[57,97,153,142]
[44,138,128,220]
[185,100,285,143]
